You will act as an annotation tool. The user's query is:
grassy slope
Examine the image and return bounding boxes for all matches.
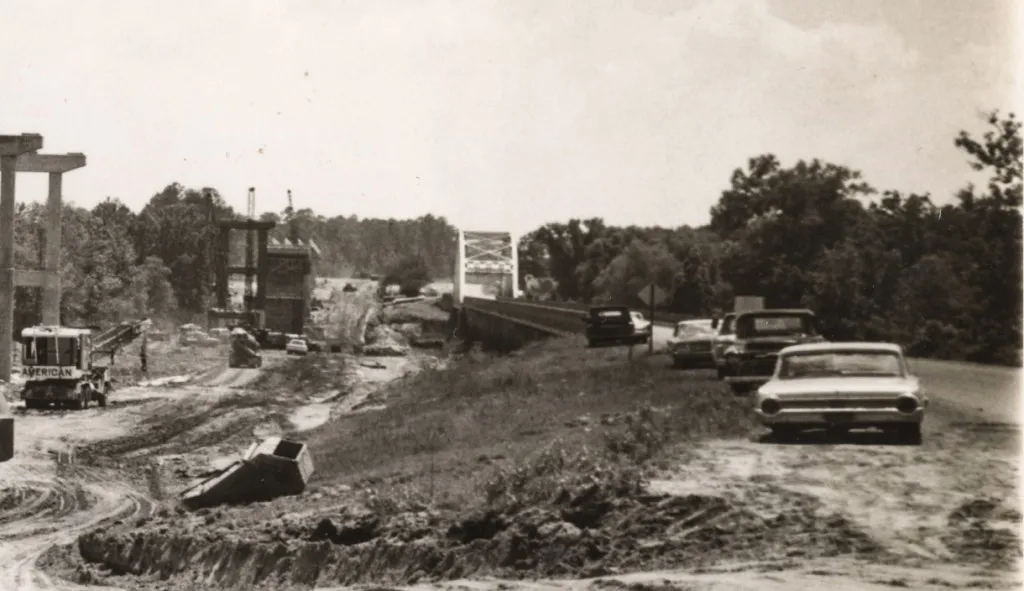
[305,337,757,510]
[72,339,889,588]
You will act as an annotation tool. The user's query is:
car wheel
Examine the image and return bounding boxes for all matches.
[730,383,752,396]
[898,423,922,446]
[771,426,800,442]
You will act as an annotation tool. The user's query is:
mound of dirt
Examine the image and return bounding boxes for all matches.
[942,497,1022,569]
[75,482,880,590]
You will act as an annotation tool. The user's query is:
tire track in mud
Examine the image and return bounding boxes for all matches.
[652,413,1022,576]
[0,465,153,591]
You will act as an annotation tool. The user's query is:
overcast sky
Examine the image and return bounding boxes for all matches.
[1,0,1017,235]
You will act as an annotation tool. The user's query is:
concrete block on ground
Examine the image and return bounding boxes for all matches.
[0,417,13,462]
[179,437,315,510]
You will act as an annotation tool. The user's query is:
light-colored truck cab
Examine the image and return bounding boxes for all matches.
[711,313,737,380]
[20,325,111,410]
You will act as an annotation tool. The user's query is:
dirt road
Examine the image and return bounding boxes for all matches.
[0,390,160,590]
[0,351,278,591]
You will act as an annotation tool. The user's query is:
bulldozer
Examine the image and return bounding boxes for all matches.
[19,319,151,410]
[229,327,263,369]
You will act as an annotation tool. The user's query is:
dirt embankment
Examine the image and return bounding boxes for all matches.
[74,468,879,590]
[16,315,1022,591]
[40,339,920,591]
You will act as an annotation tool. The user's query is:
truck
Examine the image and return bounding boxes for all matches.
[721,308,826,395]
[19,319,151,410]
[583,306,648,347]
[229,328,263,368]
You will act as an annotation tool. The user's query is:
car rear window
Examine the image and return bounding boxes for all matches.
[737,314,814,337]
[780,351,904,379]
[593,310,626,318]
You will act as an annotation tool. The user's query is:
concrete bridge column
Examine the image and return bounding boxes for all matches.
[0,134,45,383]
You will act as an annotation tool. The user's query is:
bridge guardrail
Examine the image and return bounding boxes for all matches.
[462,297,590,336]
[489,297,687,328]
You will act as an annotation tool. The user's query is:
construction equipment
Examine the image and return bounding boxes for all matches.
[229,327,263,368]
[19,319,151,410]
[93,319,153,358]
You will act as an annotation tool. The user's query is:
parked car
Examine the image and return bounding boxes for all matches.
[722,309,825,395]
[286,338,309,356]
[583,306,647,347]
[755,342,926,444]
[264,331,289,350]
[710,313,737,380]
[179,330,220,348]
[666,319,717,369]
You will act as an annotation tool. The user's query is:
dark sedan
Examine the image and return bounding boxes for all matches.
[666,319,717,369]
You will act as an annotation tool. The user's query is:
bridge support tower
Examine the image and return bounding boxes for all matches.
[453,229,520,306]
[0,134,87,383]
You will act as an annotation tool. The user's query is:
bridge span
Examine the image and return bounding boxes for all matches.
[450,228,664,350]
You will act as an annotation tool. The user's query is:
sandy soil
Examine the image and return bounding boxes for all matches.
[0,345,417,591]
[0,320,1018,590]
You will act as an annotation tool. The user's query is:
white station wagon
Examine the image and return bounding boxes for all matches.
[755,342,927,444]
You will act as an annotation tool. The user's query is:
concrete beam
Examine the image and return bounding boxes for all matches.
[218,219,276,231]
[14,152,86,173]
[0,134,43,156]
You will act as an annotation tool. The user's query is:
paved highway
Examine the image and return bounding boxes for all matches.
[649,323,1020,425]
[478,298,1020,425]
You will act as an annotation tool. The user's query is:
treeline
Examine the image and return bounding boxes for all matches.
[256,211,456,279]
[517,111,1022,366]
[11,183,457,329]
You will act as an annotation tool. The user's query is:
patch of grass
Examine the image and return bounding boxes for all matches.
[306,338,757,512]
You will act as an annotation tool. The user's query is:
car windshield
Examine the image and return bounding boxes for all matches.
[779,351,904,379]
[675,324,714,338]
[593,309,626,318]
[737,314,814,337]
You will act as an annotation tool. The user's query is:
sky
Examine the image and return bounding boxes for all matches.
[0,0,1018,236]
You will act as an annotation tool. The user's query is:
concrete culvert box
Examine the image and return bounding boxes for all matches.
[179,437,314,510]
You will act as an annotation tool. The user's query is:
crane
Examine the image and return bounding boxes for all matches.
[286,189,300,243]
[244,187,256,310]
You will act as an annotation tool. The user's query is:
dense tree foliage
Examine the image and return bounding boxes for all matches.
[12,184,457,328]
[518,112,1022,365]
[382,255,433,297]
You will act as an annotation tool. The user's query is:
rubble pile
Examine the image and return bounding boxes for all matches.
[76,480,880,590]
